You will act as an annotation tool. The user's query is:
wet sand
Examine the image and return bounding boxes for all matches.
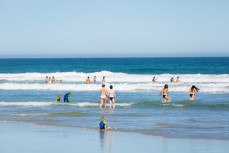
[0,122,228,153]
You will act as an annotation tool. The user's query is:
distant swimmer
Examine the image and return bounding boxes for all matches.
[160,84,170,102]
[85,76,91,84]
[64,92,71,102]
[56,94,62,102]
[99,116,107,130]
[189,85,200,100]
[176,76,180,83]
[51,76,55,84]
[48,77,52,83]
[59,79,63,84]
[100,84,108,108]
[108,85,116,108]
[152,76,158,83]
[102,76,106,83]
[45,76,49,83]
[170,77,174,82]
[93,76,96,83]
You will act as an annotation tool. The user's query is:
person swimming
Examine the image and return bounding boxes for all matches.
[64,92,71,102]
[189,85,200,100]
[160,84,170,102]
[108,85,116,108]
[100,84,108,108]
[99,116,107,130]
[56,94,61,102]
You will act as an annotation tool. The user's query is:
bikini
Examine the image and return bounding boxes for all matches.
[101,95,106,99]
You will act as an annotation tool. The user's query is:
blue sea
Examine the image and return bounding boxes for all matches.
[0,57,229,140]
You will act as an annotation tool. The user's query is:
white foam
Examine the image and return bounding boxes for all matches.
[0,101,133,107]
[0,71,229,93]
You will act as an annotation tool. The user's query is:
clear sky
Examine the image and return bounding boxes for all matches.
[0,0,229,57]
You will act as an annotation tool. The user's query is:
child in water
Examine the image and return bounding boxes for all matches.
[99,116,107,130]
[56,94,61,102]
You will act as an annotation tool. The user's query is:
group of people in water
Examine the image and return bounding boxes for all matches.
[85,76,106,84]
[152,76,180,83]
[45,76,63,84]
[53,75,200,106]
[160,84,200,102]
[56,92,71,102]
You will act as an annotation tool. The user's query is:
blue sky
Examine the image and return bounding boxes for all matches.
[0,0,229,57]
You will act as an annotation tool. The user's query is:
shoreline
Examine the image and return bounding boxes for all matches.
[0,122,228,153]
[1,120,228,141]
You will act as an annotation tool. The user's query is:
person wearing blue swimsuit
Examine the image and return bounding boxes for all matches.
[99,116,107,130]
[64,92,71,102]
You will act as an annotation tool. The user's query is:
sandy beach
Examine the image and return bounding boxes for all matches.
[0,122,228,153]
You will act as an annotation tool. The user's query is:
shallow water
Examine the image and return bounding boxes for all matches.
[0,58,229,140]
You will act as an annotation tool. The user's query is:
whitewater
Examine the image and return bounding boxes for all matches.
[0,71,229,93]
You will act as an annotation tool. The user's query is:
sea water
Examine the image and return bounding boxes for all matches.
[0,58,228,140]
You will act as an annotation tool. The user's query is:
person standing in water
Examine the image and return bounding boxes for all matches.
[45,76,49,83]
[48,76,52,83]
[64,92,71,102]
[56,94,61,102]
[152,76,157,83]
[85,76,91,84]
[59,79,63,84]
[102,76,106,83]
[189,85,200,100]
[170,77,174,82]
[108,85,116,108]
[176,76,180,83]
[100,84,108,108]
[51,76,55,84]
[93,76,96,83]
[160,84,170,102]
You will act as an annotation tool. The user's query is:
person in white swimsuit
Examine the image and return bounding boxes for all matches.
[100,84,108,108]
[108,85,116,108]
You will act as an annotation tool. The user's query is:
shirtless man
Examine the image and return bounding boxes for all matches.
[85,76,91,84]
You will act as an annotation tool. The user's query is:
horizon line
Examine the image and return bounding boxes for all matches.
[0,56,229,59]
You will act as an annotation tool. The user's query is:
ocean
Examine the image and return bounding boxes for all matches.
[0,57,229,140]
